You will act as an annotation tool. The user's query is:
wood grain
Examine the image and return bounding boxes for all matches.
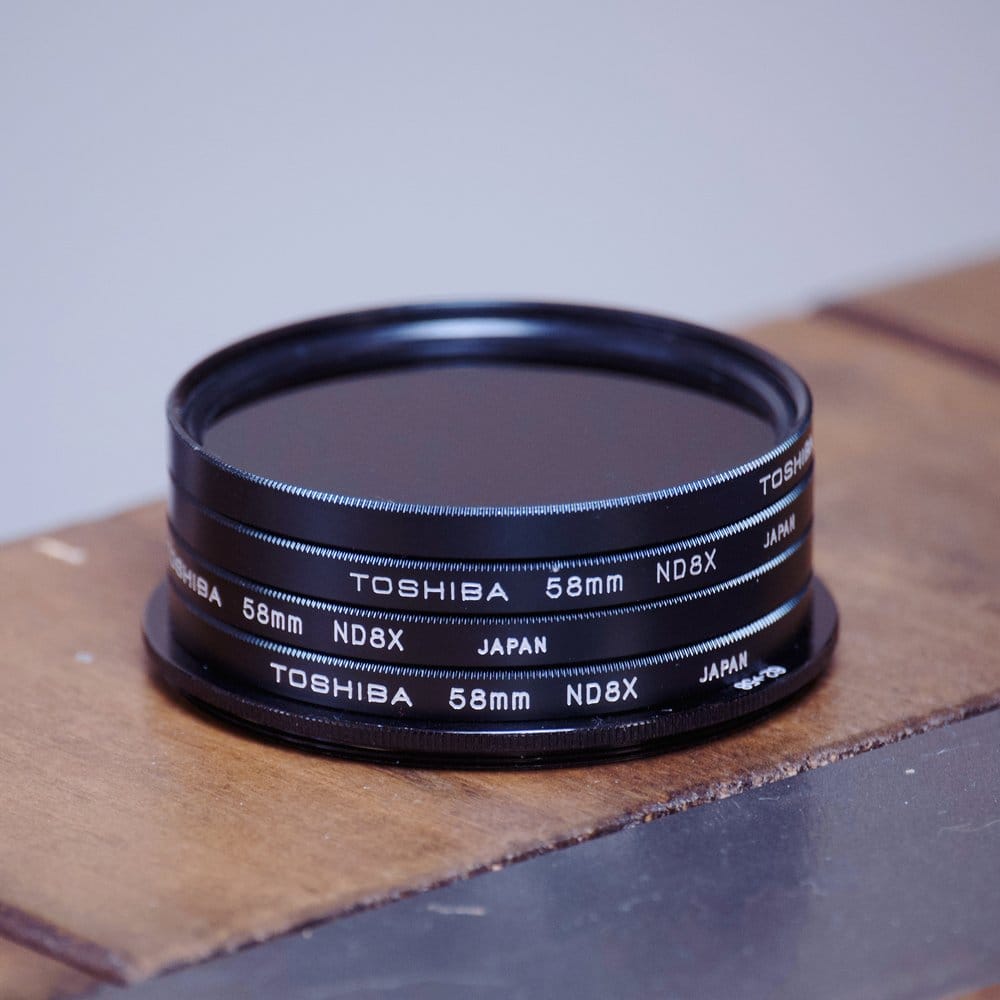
[820,256,1000,373]
[0,939,95,1000]
[0,308,998,985]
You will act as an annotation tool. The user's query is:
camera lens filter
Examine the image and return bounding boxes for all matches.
[143,302,838,766]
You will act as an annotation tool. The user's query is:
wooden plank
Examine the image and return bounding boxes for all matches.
[0,939,96,1000]
[820,257,1000,373]
[0,312,998,983]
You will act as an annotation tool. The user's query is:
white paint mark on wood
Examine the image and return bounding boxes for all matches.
[34,537,87,565]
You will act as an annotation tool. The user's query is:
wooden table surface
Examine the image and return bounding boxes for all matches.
[1,258,998,999]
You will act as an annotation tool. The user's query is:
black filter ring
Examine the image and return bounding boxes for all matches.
[168,302,813,559]
[165,532,813,668]
[160,579,813,721]
[143,579,837,763]
[168,475,812,614]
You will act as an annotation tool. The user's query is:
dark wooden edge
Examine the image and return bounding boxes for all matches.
[815,301,1000,381]
[0,902,132,986]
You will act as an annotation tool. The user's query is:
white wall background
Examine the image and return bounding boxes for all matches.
[1,1,998,540]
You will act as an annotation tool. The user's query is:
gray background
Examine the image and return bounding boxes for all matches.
[2,1,998,541]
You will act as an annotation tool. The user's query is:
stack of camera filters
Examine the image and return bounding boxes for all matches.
[144,302,838,766]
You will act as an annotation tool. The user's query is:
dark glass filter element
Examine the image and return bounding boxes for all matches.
[167,302,815,559]
[203,363,775,508]
[146,301,837,766]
